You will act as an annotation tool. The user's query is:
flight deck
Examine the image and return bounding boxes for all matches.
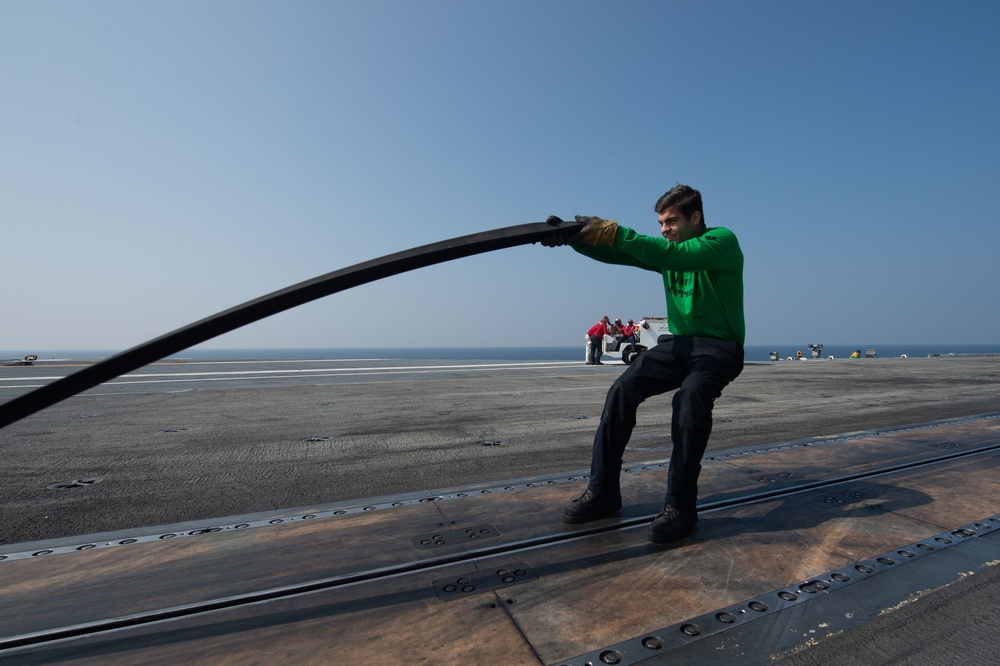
[2,411,998,664]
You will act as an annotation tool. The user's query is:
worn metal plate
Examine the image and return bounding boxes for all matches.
[485,483,943,664]
[2,418,999,663]
[5,560,542,665]
[0,501,452,638]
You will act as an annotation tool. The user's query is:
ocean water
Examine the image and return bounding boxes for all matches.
[6,344,1000,364]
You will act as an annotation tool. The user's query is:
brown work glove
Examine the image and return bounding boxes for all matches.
[571,216,618,247]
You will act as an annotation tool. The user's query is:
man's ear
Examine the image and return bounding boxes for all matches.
[691,211,703,227]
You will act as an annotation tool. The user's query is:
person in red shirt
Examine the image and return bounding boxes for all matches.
[621,319,638,344]
[608,318,624,340]
[586,316,610,365]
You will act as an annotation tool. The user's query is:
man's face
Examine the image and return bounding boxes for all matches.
[658,206,702,243]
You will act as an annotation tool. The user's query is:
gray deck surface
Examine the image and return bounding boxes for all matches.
[1,354,998,663]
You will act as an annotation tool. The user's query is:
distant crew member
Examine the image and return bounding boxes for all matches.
[607,318,627,351]
[850,349,861,359]
[622,319,638,344]
[585,316,611,365]
[544,184,745,543]
[609,318,637,350]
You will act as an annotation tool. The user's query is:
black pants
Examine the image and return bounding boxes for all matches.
[587,335,744,509]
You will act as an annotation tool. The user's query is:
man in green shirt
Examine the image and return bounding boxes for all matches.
[544,184,745,543]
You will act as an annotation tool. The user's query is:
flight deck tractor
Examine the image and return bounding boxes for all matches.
[600,317,671,365]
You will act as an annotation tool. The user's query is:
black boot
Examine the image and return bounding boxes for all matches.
[563,489,622,524]
[647,504,697,543]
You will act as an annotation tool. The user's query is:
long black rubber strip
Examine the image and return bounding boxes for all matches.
[3,439,999,653]
[0,219,583,429]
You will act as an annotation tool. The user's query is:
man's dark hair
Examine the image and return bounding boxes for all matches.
[654,184,704,224]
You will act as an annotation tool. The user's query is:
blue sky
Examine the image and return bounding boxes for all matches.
[2,1,998,351]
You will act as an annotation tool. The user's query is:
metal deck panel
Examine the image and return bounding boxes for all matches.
[2,417,999,664]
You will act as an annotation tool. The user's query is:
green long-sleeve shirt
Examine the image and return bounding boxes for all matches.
[573,225,745,345]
